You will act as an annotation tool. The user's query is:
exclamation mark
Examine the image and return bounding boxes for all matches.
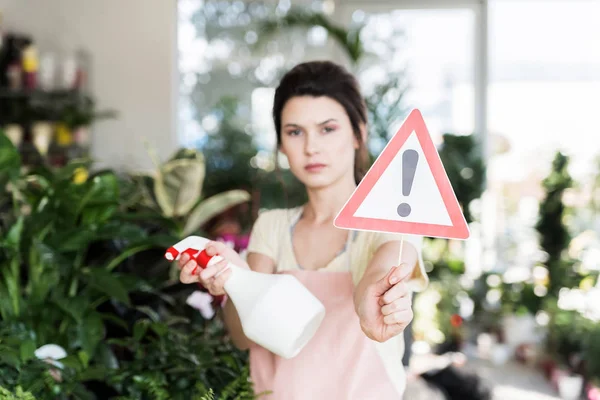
[397,149,419,217]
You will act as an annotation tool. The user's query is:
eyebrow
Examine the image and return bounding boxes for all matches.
[283,119,338,128]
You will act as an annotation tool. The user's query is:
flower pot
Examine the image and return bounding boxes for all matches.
[4,124,23,147]
[558,374,583,400]
[477,332,497,359]
[551,367,569,391]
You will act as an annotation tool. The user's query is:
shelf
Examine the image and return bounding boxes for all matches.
[0,88,83,99]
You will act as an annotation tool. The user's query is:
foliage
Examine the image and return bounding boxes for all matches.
[200,96,307,214]
[438,134,486,224]
[106,317,255,400]
[257,6,408,153]
[535,151,577,296]
[0,131,258,399]
[126,145,251,238]
[0,385,36,400]
[258,7,364,66]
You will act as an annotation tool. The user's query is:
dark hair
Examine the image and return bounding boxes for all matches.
[272,60,370,184]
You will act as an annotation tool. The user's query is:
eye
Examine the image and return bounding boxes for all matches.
[323,126,337,133]
[287,129,302,136]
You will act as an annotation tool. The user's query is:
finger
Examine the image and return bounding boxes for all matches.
[381,296,412,316]
[383,309,413,325]
[382,281,409,305]
[209,267,232,295]
[373,266,398,296]
[178,253,190,269]
[205,241,229,257]
[388,262,413,285]
[199,258,228,282]
[180,260,199,284]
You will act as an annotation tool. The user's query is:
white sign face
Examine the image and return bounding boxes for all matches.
[334,109,470,240]
[354,131,453,227]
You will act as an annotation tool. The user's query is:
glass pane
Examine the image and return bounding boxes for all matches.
[487,0,600,273]
[354,8,476,152]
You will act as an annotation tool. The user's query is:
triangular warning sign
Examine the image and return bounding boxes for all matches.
[334,109,470,240]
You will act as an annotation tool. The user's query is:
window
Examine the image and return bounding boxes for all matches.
[487,0,600,273]
[341,6,476,149]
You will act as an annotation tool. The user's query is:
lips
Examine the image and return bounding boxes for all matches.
[305,163,326,172]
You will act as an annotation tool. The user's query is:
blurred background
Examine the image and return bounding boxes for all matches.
[0,0,599,399]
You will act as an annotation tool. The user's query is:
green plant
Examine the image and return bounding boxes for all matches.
[106,318,257,400]
[0,132,155,398]
[127,146,251,238]
[257,6,408,156]
[535,151,577,296]
[583,323,600,382]
[438,134,486,224]
[0,132,259,399]
[0,385,36,400]
[200,96,307,213]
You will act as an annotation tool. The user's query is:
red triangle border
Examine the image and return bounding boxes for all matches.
[334,109,470,240]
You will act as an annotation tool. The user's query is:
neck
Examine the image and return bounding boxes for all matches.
[303,174,357,224]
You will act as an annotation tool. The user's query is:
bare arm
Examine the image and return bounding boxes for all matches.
[221,251,276,350]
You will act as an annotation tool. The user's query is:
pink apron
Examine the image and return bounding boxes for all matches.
[249,234,402,399]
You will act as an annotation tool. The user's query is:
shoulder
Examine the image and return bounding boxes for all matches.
[247,207,300,259]
[252,207,300,228]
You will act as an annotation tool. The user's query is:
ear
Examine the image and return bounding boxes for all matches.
[354,123,368,149]
[278,142,287,157]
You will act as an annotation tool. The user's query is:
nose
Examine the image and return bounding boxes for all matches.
[304,132,320,156]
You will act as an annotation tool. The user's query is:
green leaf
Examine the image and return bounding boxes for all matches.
[183,190,251,236]
[135,306,160,322]
[79,312,105,356]
[52,295,85,322]
[80,204,118,226]
[51,229,96,253]
[59,354,83,371]
[133,320,150,341]
[0,345,21,367]
[3,217,24,253]
[99,313,129,331]
[79,366,107,381]
[155,157,205,217]
[19,338,36,362]
[95,221,147,242]
[96,343,119,370]
[83,268,131,306]
[150,322,168,337]
[78,350,90,368]
[0,131,21,186]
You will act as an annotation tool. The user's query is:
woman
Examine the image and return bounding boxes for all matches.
[179,60,429,399]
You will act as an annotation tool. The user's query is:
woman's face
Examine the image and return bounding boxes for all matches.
[279,96,359,190]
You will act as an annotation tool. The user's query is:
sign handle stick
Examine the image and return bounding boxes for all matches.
[398,235,404,266]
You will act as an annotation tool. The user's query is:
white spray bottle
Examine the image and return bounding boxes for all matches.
[165,236,326,359]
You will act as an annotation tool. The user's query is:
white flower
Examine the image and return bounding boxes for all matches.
[186,290,215,319]
[35,344,66,369]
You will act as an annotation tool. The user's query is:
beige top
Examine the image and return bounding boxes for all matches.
[247,206,429,291]
[246,206,430,398]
